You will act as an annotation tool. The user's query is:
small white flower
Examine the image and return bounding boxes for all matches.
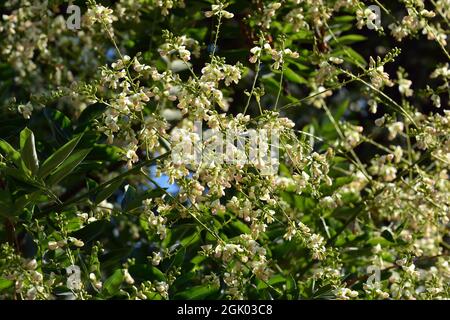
[123,269,135,285]
[152,252,162,266]
[387,121,404,140]
[48,241,59,251]
[431,94,441,108]
[24,259,37,270]
[66,265,82,291]
[398,78,413,97]
[18,102,33,119]
[329,57,344,64]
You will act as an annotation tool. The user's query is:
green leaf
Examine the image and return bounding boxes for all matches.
[12,192,45,216]
[121,185,138,211]
[229,220,251,234]
[0,190,13,217]
[71,220,110,243]
[76,103,107,133]
[38,134,83,179]
[287,59,310,71]
[46,148,91,186]
[65,216,84,233]
[331,34,367,45]
[1,167,37,185]
[312,284,334,299]
[94,179,123,205]
[43,108,72,143]
[0,278,13,291]
[0,140,21,167]
[129,265,166,282]
[367,237,393,246]
[284,67,308,85]
[336,47,367,67]
[88,144,124,162]
[320,176,354,195]
[257,274,286,290]
[333,99,350,121]
[381,229,396,243]
[173,285,219,300]
[185,26,208,41]
[261,75,281,94]
[170,247,186,268]
[103,269,124,296]
[121,188,165,212]
[20,128,39,175]
[332,15,355,23]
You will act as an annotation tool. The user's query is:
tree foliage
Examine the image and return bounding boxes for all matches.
[0,0,449,300]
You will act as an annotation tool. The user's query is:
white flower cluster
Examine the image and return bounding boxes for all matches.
[143,199,167,240]
[154,0,185,16]
[159,32,200,63]
[205,2,234,19]
[85,4,117,28]
[369,57,394,89]
[250,43,299,69]
[388,4,446,45]
[2,0,450,301]
[0,245,53,300]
